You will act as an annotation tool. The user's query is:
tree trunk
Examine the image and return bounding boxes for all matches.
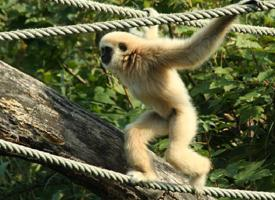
[0,60,210,200]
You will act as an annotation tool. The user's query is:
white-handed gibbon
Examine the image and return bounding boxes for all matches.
[99,7,238,191]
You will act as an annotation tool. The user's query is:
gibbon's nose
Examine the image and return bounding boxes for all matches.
[101,46,113,65]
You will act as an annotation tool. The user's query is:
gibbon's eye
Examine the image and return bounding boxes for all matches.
[118,42,127,52]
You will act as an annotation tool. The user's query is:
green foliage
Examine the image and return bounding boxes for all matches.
[0,0,274,199]
[0,157,97,199]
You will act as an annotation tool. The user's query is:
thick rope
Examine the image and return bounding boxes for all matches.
[1,139,275,200]
[50,0,145,17]
[49,0,275,36]
[0,1,274,41]
[184,20,275,36]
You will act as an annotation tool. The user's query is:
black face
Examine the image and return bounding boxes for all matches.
[101,46,113,65]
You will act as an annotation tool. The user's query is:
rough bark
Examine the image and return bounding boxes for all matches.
[0,60,210,200]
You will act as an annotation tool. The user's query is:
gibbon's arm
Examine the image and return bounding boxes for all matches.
[150,16,236,70]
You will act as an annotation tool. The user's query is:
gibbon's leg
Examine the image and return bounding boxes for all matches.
[125,111,168,181]
[165,105,211,191]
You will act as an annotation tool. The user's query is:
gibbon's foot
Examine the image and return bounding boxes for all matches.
[195,191,205,200]
[165,147,210,193]
[127,170,157,183]
[190,175,207,197]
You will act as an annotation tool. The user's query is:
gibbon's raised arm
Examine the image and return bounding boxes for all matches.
[151,16,236,70]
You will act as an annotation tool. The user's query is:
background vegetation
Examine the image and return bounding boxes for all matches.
[0,0,274,199]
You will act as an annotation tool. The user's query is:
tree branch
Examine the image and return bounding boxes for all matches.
[0,60,211,200]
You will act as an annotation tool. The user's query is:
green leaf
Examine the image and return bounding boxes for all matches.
[51,191,64,200]
[234,161,271,184]
[239,106,264,123]
[143,0,152,7]
[226,160,245,178]
[214,67,234,79]
[256,69,274,81]
[93,86,116,104]
[158,138,169,151]
[0,161,9,177]
[223,84,237,92]
[190,82,209,96]
[238,91,261,103]
[211,148,226,157]
[236,35,262,49]
[209,79,237,92]
[209,169,226,182]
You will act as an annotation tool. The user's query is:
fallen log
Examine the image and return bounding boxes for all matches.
[0,60,209,200]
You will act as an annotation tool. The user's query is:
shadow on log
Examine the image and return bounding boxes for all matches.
[0,60,211,200]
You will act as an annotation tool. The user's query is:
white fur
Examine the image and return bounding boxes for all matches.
[99,12,236,191]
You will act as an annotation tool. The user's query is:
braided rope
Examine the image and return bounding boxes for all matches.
[184,20,275,36]
[50,0,145,17]
[49,0,275,36]
[1,139,275,200]
[0,1,274,41]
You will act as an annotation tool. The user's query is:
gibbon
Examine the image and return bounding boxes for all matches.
[99,7,237,191]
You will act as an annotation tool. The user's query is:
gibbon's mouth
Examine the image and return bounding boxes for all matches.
[101,46,113,65]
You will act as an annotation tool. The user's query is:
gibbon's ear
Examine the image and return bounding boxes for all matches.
[153,16,236,70]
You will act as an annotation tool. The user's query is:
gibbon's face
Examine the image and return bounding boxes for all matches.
[99,32,145,72]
